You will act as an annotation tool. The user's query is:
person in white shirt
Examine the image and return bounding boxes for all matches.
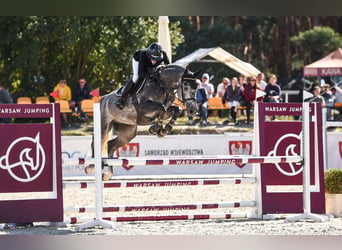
[217,77,230,98]
[256,72,267,90]
[201,73,214,98]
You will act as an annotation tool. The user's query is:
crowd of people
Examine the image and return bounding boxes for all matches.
[303,81,342,121]
[188,71,342,126]
[189,72,282,126]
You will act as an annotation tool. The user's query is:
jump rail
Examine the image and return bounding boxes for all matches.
[62,155,303,167]
[61,102,327,229]
[64,201,257,213]
[63,177,256,189]
[65,212,249,224]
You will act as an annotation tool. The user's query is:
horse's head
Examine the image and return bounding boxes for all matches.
[178,68,201,115]
[156,64,200,115]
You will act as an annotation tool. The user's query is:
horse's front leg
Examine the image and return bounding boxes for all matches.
[142,101,166,135]
[158,105,182,137]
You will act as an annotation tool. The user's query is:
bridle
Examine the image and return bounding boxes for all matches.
[176,76,197,106]
[151,66,197,107]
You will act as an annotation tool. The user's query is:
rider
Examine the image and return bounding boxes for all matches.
[116,42,170,109]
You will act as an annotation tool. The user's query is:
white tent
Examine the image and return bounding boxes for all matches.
[174,47,260,77]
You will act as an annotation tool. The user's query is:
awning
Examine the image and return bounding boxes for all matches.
[174,47,260,77]
[304,48,342,77]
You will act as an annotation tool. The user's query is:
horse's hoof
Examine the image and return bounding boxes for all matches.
[149,125,159,135]
[157,130,167,138]
[85,165,94,174]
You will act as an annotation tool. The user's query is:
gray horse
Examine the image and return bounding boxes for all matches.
[87,64,200,180]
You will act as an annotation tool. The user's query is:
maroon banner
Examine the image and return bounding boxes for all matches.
[258,102,325,214]
[0,104,63,223]
[0,104,53,118]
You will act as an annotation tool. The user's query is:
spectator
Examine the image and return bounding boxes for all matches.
[53,78,72,126]
[239,75,247,87]
[70,77,91,119]
[216,77,230,118]
[238,75,248,115]
[306,86,326,106]
[256,72,267,90]
[331,84,342,103]
[243,77,258,124]
[196,78,209,126]
[216,77,230,98]
[222,77,242,125]
[53,78,72,102]
[187,79,201,125]
[264,74,281,103]
[201,73,214,98]
[331,85,342,120]
[321,84,334,120]
[0,83,13,123]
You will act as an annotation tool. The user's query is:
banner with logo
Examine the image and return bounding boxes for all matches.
[0,104,63,223]
[257,102,325,214]
[61,134,254,177]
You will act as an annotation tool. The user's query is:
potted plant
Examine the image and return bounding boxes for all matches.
[325,168,342,216]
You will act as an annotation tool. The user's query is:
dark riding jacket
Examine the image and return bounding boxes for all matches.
[134,49,170,79]
[72,83,91,103]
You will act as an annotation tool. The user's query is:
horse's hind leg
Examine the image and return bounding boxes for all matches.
[103,123,137,181]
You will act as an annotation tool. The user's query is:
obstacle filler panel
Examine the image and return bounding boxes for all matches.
[0,104,63,223]
[258,103,325,214]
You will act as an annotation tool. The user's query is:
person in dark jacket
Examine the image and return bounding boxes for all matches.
[264,74,281,103]
[222,77,242,124]
[70,77,91,118]
[116,42,170,109]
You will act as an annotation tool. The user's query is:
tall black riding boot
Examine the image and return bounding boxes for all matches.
[116,79,135,109]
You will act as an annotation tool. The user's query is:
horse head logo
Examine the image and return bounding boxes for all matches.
[267,132,302,176]
[0,133,46,182]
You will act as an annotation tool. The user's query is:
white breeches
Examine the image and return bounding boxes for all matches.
[132,58,139,83]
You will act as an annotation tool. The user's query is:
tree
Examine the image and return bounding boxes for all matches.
[291,26,342,69]
[0,16,184,99]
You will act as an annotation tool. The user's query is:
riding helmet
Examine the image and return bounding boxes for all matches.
[147,42,163,61]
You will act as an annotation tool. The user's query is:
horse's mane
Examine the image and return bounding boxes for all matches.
[157,64,185,86]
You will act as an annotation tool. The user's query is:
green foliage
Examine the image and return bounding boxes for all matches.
[1,16,342,100]
[0,16,184,99]
[325,168,342,194]
[291,26,342,68]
